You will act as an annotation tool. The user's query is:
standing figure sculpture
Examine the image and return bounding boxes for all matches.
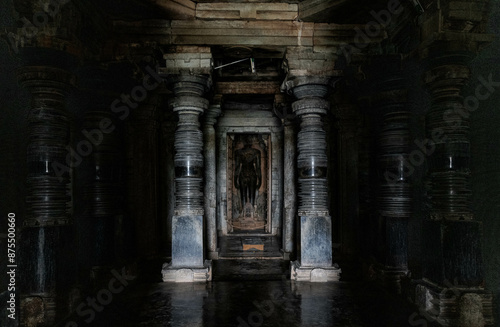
[234,139,261,213]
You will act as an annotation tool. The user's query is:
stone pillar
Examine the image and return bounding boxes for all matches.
[126,92,160,258]
[333,99,361,261]
[415,49,494,326]
[282,62,341,280]
[18,65,75,325]
[78,65,124,282]
[283,118,297,257]
[203,101,221,260]
[367,58,411,293]
[161,46,213,282]
[160,109,176,256]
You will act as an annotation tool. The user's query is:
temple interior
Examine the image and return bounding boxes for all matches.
[1,0,500,326]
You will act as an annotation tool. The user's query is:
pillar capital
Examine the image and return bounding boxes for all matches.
[17,66,76,92]
[165,74,213,98]
[204,104,222,127]
[281,75,340,99]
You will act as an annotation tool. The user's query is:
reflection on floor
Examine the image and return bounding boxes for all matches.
[58,263,424,327]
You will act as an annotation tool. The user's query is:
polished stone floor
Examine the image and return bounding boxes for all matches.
[56,260,429,327]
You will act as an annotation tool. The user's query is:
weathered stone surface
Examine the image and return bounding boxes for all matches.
[162,260,212,282]
[196,2,298,20]
[299,215,333,267]
[162,49,213,75]
[282,122,296,254]
[215,81,280,95]
[422,220,484,286]
[171,215,204,268]
[204,104,221,259]
[415,281,494,326]
[290,260,341,282]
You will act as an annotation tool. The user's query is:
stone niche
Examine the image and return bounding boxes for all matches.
[216,108,283,236]
[227,133,270,232]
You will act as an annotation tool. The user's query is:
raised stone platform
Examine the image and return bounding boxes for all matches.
[290,261,341,282]
[162,260,212,282]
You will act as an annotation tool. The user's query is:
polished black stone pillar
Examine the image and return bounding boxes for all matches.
[283,76,341,282]
[126,92,160,259]
[17,65,75,325]
[161,74,212,282]
[76,65,125,285]
[370,60,411,294]
[415,50,494,326]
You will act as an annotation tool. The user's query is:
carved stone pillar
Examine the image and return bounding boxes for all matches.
[78,65,124,283]
[333,100,361,261]
[126,92,160,258]
[160,46,213,282]
[282,54,341,281]
[18,65,75,325]
[203,101,221,260]
[415,49,494,326]
[283,117,297,257]
[366,57,411,293]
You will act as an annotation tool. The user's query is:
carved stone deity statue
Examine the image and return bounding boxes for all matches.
[234,139,261,211]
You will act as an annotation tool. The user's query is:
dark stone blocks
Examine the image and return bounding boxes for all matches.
[423,220,484,286]
[172,215,204,268]
[385,217,408,268]
[300,215,332,267]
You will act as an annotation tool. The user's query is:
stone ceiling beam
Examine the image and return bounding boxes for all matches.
[195,2,298,20]
[215,81,281,95]
[110,20,383,54]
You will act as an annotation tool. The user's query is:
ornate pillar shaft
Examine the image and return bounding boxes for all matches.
[282,47,342,282]
[294,98,329,214]
[172,92,207,215]
[415,47,494,326]
[18,65,75,325]
[203,103,221,259]
[77,65,125,276]
[371,61,411,294]
[334,101,361,260]
[126,92,160,257]
[160,46,213,282]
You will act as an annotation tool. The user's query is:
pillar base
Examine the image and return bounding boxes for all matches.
[414,279,494,326]
[373,265,409,294]
[208,251,219,260]
[20,295,56,327]
[290,261,341,282]
[162,260,212,282]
